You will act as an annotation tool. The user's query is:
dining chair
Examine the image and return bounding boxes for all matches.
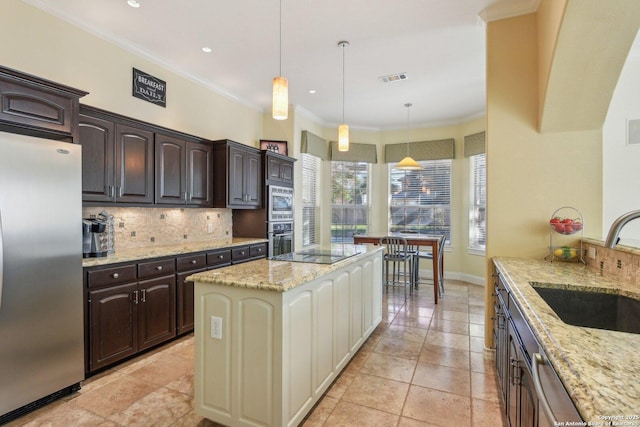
[414,235,446,297]
[380,236,415,299]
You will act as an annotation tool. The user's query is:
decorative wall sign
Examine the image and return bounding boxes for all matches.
[260,139,288,155]
[132,68,166,107]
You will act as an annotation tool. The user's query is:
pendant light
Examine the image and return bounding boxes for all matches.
[396,103,422,170]
[338,41,350,152]
[272,0,288,120]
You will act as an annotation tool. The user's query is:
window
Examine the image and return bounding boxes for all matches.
[331,161,370,243]
[469,153,486,251]
[389,159,452,244]
[302,154,320,247]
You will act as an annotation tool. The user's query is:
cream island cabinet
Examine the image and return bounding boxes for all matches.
[189,246,383,427]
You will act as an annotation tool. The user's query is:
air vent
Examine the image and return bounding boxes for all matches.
[378,73,408,83]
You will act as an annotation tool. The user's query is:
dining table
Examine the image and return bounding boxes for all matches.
[353,233,445,304]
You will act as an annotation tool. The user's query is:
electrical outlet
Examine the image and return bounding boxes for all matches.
[207,223,213,234]
[210,316,222,340]
[588,247,597,259]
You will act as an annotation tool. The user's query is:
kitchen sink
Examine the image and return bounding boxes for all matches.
[530,283,640,334]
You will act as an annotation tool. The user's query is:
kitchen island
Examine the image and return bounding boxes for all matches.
[189,245,383,427]
[493,257,640,423]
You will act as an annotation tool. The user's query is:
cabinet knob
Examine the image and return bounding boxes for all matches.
[218,255,224,259]
[191,260,197,264]
[257,247,262,252]
[156,265,163,271]
[240,251,245,255]
[112,273,119,279]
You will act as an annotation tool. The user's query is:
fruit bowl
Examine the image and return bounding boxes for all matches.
[549,218,583,235]
[551,246,580,260]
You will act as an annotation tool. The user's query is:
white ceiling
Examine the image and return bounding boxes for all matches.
[23,0,538,130]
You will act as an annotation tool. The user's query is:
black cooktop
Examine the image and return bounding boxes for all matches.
[270,249,361,264]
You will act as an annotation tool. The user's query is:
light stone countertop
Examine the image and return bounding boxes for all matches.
[188,244,383,292]
[493,257,640,422]
[82,237,267,267]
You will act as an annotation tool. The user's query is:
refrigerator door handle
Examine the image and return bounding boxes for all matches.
[0,209,3,310]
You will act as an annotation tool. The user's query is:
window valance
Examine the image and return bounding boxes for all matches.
[464,131,486,157]
[301,130,329,160]
[385,139,455,163]
[330,141,378,163]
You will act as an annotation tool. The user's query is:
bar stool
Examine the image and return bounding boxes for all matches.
[380,236,415,299]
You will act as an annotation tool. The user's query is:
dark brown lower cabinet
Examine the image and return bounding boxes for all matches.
[87,274,176,372]
[176,268,205,335]
[506,320,537,427]
[494,265,582,427]
[138,275,177,350]
[89,282,138,371]
[85,245,265,373]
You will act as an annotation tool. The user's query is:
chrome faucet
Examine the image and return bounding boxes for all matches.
[604,209,640,248]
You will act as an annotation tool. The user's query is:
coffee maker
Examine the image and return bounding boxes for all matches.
[82,219,108,258]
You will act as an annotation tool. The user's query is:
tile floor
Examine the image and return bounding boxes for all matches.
[6,280,506,427]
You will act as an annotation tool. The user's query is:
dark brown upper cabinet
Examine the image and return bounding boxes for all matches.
[0,65,87,142]
[155,133,213,206]
[80,108,154,204]
[264,150,295,187]
[212,139,262,209]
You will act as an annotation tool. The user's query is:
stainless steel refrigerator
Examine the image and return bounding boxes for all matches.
[0,132,84,421]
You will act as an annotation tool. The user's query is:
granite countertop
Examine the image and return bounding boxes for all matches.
[188,244,383,292]
[493,257,640,422]
[82,237,268,267]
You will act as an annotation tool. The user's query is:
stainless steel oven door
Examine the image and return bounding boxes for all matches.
[268,221,294,257]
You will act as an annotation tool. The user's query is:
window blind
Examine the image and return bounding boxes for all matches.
[331,161,370,243]
[469,153,486,251]
[388,159,452,245]
[302,153,320,247]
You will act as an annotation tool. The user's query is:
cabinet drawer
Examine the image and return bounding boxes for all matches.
[138,258,175,279]
[87,264,137,288]
[231,246,250,263]
[207,249,231,267]
[250,243,267,258]
[176,253,206,271]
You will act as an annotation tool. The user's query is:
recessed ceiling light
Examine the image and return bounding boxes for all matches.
[202,47,212,53]
[308,89,316,94]
[127,0,140,8]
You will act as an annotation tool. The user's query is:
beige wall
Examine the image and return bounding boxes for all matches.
[2,0,488,282]
[1,0,263,144]
[536,0,567,125]
[485,12,603,346]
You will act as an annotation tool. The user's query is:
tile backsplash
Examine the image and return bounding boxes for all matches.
[583,239,640,287]
[82,207,232,251]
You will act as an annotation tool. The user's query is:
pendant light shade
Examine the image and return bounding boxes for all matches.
[272,0,288,120]
[395,103,422,170]
[338,41,350,152]
[272,76,288,120]
[396,156,422,170]
[338,123,349,151]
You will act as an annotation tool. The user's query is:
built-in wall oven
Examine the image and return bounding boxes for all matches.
[268,185,294,222]
[268,221,294,257]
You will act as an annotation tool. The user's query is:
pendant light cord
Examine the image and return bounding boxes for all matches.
[342,43,346,123]
[279,0,282,77]
[405,102,412,156]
